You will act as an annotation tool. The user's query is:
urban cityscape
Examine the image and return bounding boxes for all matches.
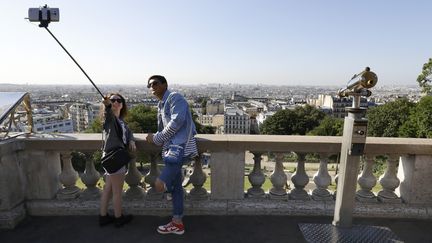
[0,82,423,134]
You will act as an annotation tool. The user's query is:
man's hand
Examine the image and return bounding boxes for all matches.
[128,140,136,152]
[146,133,154,144]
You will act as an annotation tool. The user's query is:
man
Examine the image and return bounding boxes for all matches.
[146,75,198,235]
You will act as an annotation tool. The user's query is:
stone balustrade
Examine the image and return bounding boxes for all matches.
[1,133,432,229]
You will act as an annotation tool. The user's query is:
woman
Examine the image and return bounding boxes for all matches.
[99,93,135,227]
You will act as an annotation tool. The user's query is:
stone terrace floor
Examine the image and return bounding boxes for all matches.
[1,215,432,243]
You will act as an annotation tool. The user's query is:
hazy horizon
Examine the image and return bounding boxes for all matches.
[0,82,421,89]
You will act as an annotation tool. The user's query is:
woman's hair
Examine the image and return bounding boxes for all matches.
[99,92,128,121]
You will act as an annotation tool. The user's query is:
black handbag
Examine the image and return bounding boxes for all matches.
[101,147,131,173]
[101,117,131,173]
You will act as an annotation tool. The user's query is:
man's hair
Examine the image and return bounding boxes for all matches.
[148,75,168,86]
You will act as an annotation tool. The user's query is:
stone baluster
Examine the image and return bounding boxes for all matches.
[79,154,101,200]
[269,152,288,199]
[356,155,378,202]
[145,152,163,200]
[125,155,146,200]
[289,153,310,200]
[311,153,333,201]
[247,152,265,198]
[378,154,402,203]
[57,152,80,199]
[189,154,208,200]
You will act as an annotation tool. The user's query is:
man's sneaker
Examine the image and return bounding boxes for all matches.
[157,221,185,235]
[114,214,133,228]
[99,214,115,226]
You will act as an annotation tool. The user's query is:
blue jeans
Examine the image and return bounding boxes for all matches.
[159,158,184,219]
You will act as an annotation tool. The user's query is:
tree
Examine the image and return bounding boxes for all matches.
[85,119,102,133]
[366,98,414,137]
[260,105,325,135]
[308,116,344,136]
[201,97,208,114]
[399,96,432,138]
[125,104,158,133]
[417,58,432,95]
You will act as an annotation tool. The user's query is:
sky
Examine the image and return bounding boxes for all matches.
[1,1,431,87]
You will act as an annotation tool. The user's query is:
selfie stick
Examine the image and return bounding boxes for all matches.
[43,27,105,98]
[28,5,104,98]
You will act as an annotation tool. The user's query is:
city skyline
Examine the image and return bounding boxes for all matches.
[2,1,431,87]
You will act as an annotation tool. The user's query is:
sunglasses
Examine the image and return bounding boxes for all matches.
[110,98,123,103]
[147,80,161,89]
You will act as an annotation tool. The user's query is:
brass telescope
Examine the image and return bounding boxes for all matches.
[338,67,378,97]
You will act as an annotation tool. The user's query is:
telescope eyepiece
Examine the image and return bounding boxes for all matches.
[338,67,378,97]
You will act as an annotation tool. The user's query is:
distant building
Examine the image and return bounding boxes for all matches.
[322,95,368,118]
[198,114,224,127]
[224,106,250,134]
[199,114,214,126]
[33,109,73,133]
[234,102,259,117]
[206,99,224,115]
[231,92,248,102]
[68,102,100,132]
[142,98,159,107]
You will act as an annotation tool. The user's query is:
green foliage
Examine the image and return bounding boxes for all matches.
[71,150,103,173]
[260,105,325,135]
[399,96,432,138]
[308,116,344,136]
[201,97,208,114]
[417,58,432,95]
[71,151,86,172]
[366,98,415,137]
[85,119,102,133]
[92,150,103,171]
[370,155,387,176]
[125,104,158,133]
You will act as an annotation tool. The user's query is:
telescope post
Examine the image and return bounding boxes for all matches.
[332,93,367,227]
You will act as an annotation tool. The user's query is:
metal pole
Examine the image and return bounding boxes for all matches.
[333,95,367,227]
[44,27,105,98]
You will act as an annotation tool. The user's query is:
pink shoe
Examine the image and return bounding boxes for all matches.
[157,221,185,235]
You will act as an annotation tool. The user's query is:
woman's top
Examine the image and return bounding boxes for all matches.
[102,104,134,153]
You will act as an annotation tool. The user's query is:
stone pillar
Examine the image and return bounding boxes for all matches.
[145,153,163,200]
[356,155,378,202]
[0,141,26,229]
[378,154,402,203]
[125,156,146,200]
[269,153,288,199]
[21,150,62,200]
[289,153,310,200]
[247,152,266,198]
[211,148,245,200]
[189,154,208,200]
[80,155,101,200]
[312,153,333,201]
[57,151,80,200]
[398,155,432,204]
